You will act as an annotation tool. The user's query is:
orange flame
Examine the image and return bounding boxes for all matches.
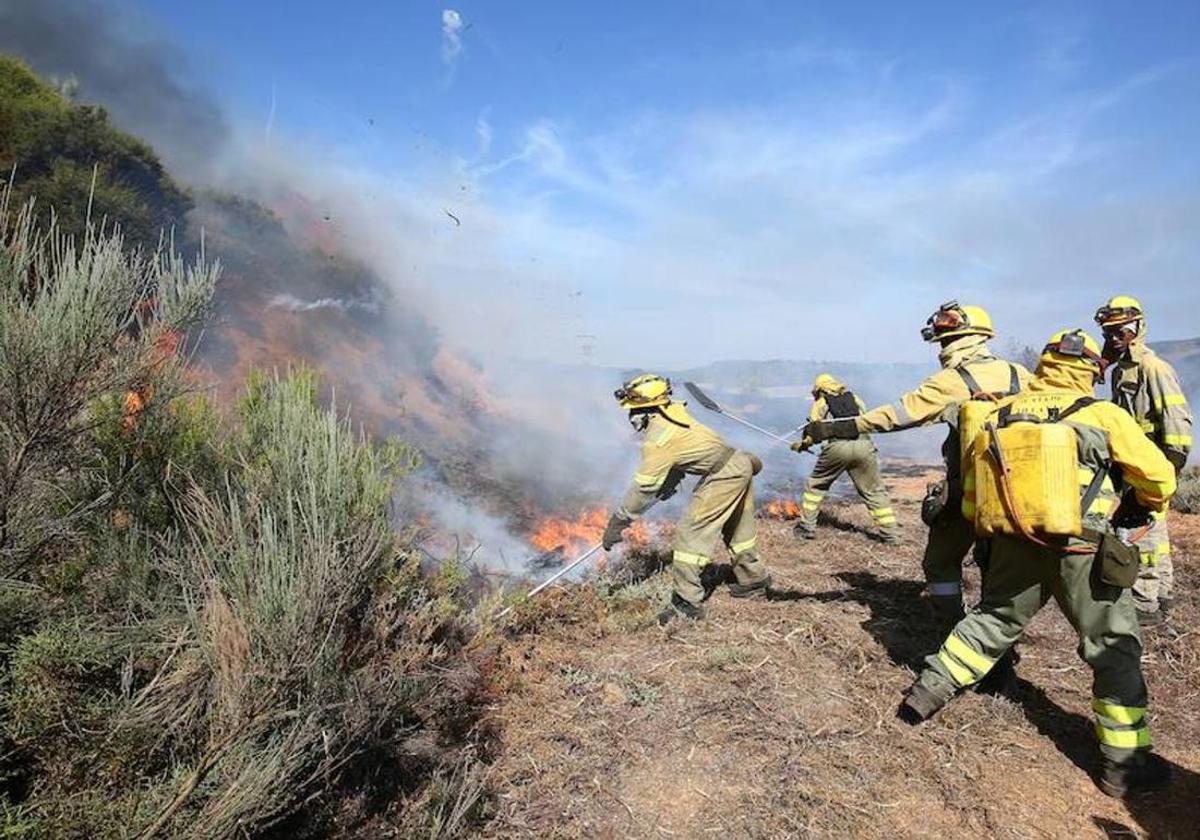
[529,508,650,556]
[763,498,803,520]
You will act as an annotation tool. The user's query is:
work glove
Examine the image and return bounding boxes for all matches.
[657,468,684,501]
[789,437,813,454]
[1111,493,1153,530]
[1165,449,1187,476]
[602,512,632,551]
[803,418,859,445]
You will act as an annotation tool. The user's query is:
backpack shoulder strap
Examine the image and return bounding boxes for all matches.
[1007,364,1021,396]
[956,365,984,397]
[1056,396,1096,422]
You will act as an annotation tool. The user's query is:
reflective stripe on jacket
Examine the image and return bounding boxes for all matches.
[1111,342,1193,458]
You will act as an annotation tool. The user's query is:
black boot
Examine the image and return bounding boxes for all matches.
[1099,751,1171,798]
[658,593,705,625]
[898,682,946,725]
[729,575,773,599]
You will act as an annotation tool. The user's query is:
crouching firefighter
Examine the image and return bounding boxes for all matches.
[799,302,1031,633]
[1096,295,1193,626]
[793,374,899,543]
[604,374,773,624]
[900,330,1176,798]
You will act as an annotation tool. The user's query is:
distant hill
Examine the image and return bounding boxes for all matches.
[1151,338,1200,393]
[658,340,1200,483]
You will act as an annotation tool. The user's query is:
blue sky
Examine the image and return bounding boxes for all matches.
[132,0,1200,367]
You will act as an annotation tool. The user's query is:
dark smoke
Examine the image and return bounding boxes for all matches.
[0,0,228,178]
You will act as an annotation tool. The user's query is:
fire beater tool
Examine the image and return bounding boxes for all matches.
[683,381,812,452]
[497,542,604,618]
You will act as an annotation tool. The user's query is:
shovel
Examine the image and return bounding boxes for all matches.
[683,381,811,452]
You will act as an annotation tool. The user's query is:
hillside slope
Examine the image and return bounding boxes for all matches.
[485,478,1199,838]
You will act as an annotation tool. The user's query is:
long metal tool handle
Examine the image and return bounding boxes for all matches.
[717,411,796,445]
[683,380,804,448]
[498,542,604,618]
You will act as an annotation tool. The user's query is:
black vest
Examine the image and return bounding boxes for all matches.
[824,391,860,418]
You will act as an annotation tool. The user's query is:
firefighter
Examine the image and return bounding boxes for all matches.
[603,374,772,623]
[795,374,899,543]
[1095,295,1193,625]
[799,302,1032,631]
[900,329,1175,798]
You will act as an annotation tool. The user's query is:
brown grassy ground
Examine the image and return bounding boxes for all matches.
[482,475,1200,839]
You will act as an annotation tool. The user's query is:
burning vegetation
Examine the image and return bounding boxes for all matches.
[763,498,803,519]
[529,507,652,557]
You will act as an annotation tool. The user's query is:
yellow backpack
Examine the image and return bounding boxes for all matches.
[969,397,1103,541]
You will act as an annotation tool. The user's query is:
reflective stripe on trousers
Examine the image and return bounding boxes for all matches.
[1093,698,1151,750]
[936,633,996,688]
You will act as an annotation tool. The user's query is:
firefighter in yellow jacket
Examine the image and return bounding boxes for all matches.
[603,374,773,623]
[901,329,1175,798]
[795,374,899,542]
[1096,295,1193,625]
[799,302,1032,629]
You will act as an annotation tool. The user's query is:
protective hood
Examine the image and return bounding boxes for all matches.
[1126,329,1150,360]
[812,373,846,395]
[1029,357,1096,395]
[660,402,695,427]
[938,334,993,370]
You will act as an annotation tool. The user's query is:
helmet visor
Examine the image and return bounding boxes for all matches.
[1094,305,1142,329]
[921,301,965,341]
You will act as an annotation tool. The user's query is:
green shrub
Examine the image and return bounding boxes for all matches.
[0,205,494,837]
[0,56,192,251]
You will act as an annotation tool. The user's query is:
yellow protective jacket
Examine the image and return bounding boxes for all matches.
[855,335,1031,434]
[1110,339,1193,459]
[962,363,1176,537]
[853,335,1032,489]
[619,405,736,518]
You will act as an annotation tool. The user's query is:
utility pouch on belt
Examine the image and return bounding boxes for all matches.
[1096,530,1140,588]
[921,480,949,526]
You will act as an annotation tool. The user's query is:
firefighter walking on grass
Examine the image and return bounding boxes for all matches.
[798,302,1032,634]
[603,374,773,624]
[900,329,1175,798]
[1095,295,1193,626]
[795,374,899,543]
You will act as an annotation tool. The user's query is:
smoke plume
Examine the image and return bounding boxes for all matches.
[0,0,228,178]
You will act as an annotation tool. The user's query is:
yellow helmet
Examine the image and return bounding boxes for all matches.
[1094,295,1144,329]
[812,373,844,395]
[921,300,995,342]
[615,373,672,410]
[1040,329,1106,379]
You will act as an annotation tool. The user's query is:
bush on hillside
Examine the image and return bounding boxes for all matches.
[0,203,495,837]
[0,56,192,250]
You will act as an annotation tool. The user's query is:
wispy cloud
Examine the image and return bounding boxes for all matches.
[448,53,1196,366]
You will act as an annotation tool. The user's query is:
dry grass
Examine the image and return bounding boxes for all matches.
[481,482,1200,839]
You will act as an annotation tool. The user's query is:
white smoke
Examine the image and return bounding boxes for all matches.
[441,9,464,66]
[268,293,379,314]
